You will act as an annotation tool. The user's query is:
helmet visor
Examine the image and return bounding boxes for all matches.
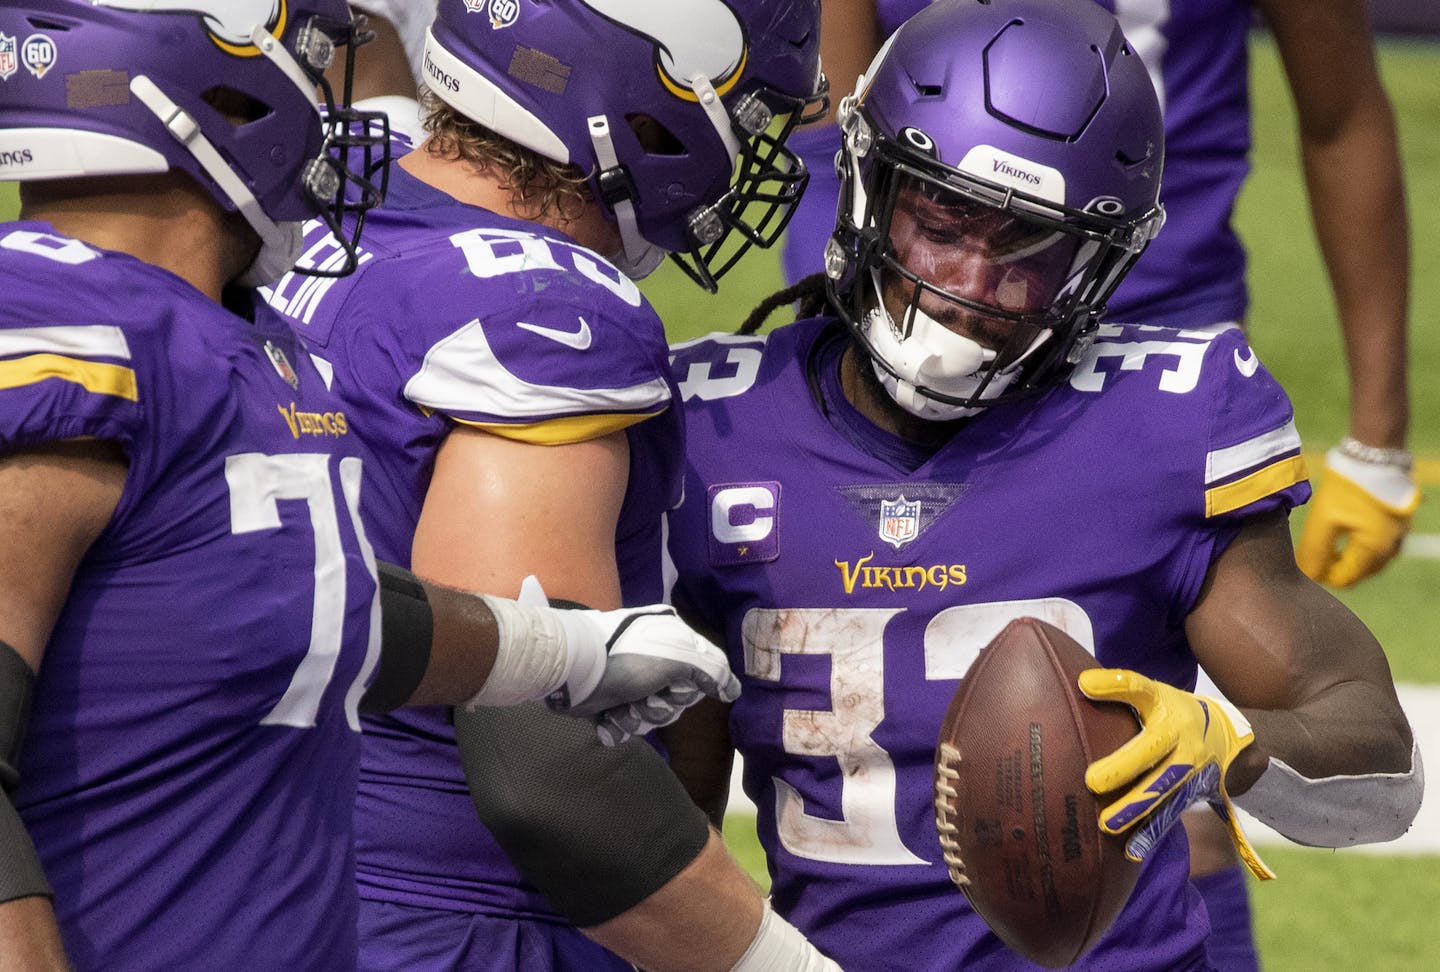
[871,170,1104,371]
[888,173,1084,311]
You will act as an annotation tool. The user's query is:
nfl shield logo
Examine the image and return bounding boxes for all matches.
[0,34,17,82]
[879,496,920,549]
[462,0,486,12]
[265,340,300,389]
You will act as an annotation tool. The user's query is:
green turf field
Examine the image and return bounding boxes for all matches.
[3,30,1435,970]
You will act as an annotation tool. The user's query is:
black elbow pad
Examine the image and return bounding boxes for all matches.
[1,639,51,904]
[360,561,434,714]
[453,702,709,927]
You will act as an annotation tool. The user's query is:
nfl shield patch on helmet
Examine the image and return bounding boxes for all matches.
[0,33,17,81]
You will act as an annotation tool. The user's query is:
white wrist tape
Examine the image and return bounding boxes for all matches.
[463,596,605,709]
[1326,447,1419,510]
[730,901,842,972]
[1235,740,1424,847]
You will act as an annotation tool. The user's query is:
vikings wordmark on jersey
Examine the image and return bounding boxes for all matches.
[0,225,382,970]
[667,316,1307,972]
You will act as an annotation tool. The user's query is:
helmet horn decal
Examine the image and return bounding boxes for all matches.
[92,0,287,56]
[576,0,746,101]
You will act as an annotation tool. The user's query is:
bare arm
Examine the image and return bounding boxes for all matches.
[412,425,628,606]
[658,696,737,831]
[815,0,883,120]
[1186,510,1413,794]
[1257,0,1410,450]
[415,426,766,970]
[0,440,126,971]
[398,426,627,705]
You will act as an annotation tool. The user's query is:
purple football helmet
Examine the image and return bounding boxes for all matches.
[0,0,390,281]
[827,0,1166,420]
[424,0,826,290]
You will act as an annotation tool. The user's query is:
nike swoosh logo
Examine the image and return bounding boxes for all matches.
[517,316,593,350]
[1233,347,1259,378]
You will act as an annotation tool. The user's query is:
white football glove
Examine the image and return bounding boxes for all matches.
[554,606,739,746]
[514,576,740,746]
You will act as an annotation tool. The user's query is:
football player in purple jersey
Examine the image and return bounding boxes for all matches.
[262,1,839,970]
[663,1,1423,969]
[780,2,1418,967]
[0,2,742,969]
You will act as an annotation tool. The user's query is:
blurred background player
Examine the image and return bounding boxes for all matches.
[263,1,839,969]
[325,0,435,138]
[778,1,1417,968]
[0,2,743,968]
[663,0,1421,968]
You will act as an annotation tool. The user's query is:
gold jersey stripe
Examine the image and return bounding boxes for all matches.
[452,409,662,446]
[0,353,138,401]
[1205,455,1309,518]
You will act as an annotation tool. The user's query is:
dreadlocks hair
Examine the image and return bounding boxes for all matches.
[418,87,592,227]
[737,272,831,335]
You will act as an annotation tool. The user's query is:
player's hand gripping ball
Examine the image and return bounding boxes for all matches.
[933,617,1140,968]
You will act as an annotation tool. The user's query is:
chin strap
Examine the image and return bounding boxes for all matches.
[587,114,665,280]
[687,73,743,165]
[129,73,303,285]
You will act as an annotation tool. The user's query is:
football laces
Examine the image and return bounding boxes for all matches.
[934,742,971,887]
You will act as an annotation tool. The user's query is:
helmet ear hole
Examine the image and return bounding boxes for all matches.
[626,114,685,157]
[201,87,271,126]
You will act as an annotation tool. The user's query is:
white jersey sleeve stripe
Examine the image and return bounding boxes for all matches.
[405,318,672,420]
[0,324,132,360]
[1204,419,1301,485]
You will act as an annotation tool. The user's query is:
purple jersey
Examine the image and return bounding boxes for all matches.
[263,160,681,967]
[787,0,1251,328]
[0,224,382,970]
[667,318,1308,971]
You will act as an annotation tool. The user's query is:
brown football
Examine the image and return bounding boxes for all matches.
[933,616,1141,968]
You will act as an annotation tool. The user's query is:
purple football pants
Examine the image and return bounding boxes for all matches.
[358,898,635,972]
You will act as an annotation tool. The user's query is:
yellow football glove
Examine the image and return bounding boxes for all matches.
[1079,669,1275,881]
[1297,440,1419,589]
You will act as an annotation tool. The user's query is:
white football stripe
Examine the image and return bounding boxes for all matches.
[0,324,131,359]
[1402,533,1440,560]
[1205,419,1302,484]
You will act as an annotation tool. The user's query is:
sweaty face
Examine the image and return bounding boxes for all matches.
[880,175,1081,363]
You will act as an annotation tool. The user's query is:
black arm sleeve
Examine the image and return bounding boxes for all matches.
[360,561,434,714]
[453,701,711,927]
[1,639,50,904]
